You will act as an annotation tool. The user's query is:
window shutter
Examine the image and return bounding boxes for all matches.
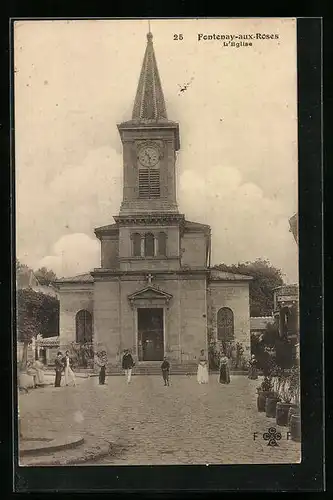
[139,168,160,198]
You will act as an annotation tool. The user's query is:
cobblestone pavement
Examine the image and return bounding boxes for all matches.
[19,374,301,465]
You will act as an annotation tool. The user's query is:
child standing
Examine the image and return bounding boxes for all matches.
[161,357,170,386]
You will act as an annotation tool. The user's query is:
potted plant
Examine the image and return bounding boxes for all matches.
[275,368,292,425]
[289,411,301,441]
[287,362,301,441]
[276,363,300,427]
[256,350,277,412]
[265,390,281,418]
[257,376,275,412]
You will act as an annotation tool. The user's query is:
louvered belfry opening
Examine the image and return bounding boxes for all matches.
[139,167,160,198]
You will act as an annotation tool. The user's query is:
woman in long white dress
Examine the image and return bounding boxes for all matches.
[33,359,45,385]
[197,349,209,384]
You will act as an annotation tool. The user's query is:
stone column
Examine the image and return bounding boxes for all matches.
[140,234,145,257]
[154,235,158,256]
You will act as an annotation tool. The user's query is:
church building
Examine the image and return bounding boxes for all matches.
[56,32,252,368]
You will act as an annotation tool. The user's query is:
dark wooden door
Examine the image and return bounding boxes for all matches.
[138,308,164,361]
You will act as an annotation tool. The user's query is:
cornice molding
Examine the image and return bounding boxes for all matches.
[114,213,185,226]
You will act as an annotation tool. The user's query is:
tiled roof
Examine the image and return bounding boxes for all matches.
[55,272,94,284]
[94,223,118,233]
[209,269,253,281]
[30,285,58,297]
[250,316,275,330]
[36,336,60,346]
[184,220,211,233]
[274,284,298,295]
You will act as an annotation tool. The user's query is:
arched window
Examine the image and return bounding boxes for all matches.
[144,233,155,257]
[132,232,142,257]
[157,232,167,257]
[76,310,93,344]
[217,307,234,342]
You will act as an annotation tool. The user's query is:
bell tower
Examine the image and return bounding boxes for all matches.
[117,32,180,216]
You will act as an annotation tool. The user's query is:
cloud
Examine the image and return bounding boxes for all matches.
[38,233,100,277]
[16,146,122,269]
[179,165,298,282]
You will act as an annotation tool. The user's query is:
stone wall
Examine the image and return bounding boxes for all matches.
[179,277,208,362]
[208,282,250,353]
[181,233,206,268]
[59,287,93,345]
[101,237,119,268]
[93,280,120,362]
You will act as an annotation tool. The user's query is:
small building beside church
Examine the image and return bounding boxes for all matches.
[55,32,252,369]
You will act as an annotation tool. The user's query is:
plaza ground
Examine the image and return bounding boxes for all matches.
[19,374,301,465]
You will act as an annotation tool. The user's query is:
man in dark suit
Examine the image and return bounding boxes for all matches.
[122,349,135,384]
[54,352,64,387]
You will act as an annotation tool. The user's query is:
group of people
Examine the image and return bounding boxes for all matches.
[197,350,258,384]
[54,351,77,387]
[197,349,231,385]
[54,346,258,387]
[95,348,136,385]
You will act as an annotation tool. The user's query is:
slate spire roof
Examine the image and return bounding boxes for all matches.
[131,32,168,122]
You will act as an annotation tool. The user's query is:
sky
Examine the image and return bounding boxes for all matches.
[14,18,298,283]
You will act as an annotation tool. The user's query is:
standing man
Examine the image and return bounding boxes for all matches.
[122,349,135,384]
[54,352,64,388]
[63,350,76,387]
[161,357,170,386]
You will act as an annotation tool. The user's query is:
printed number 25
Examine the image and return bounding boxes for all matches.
[173,34,184,40]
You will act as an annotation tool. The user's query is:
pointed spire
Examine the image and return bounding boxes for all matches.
[132,32,168,121]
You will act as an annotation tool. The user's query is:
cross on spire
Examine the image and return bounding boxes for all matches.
[146,273,154,285]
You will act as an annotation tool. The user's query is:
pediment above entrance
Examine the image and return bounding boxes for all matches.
[128,286,173,308]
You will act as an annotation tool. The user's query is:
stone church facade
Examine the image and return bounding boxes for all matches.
[56,32,252,368]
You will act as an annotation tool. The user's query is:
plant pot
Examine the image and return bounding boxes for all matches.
[276,402,293,426]
[289,413,301,442]
[288,405,300,425]
[257,391,275,412]
[265,395,280,418]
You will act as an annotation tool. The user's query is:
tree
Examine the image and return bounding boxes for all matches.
[213,258,284,316]
[16,259,34,288]
[17,289,43,369]
[17,288,60,369]
[34,266,57,286]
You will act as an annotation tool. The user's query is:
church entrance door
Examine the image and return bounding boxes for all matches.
[137,308,164,361]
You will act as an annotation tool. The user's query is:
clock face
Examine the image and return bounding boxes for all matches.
[138,146,159,167]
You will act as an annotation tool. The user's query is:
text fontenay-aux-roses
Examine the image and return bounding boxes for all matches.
[197,33,279,47]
